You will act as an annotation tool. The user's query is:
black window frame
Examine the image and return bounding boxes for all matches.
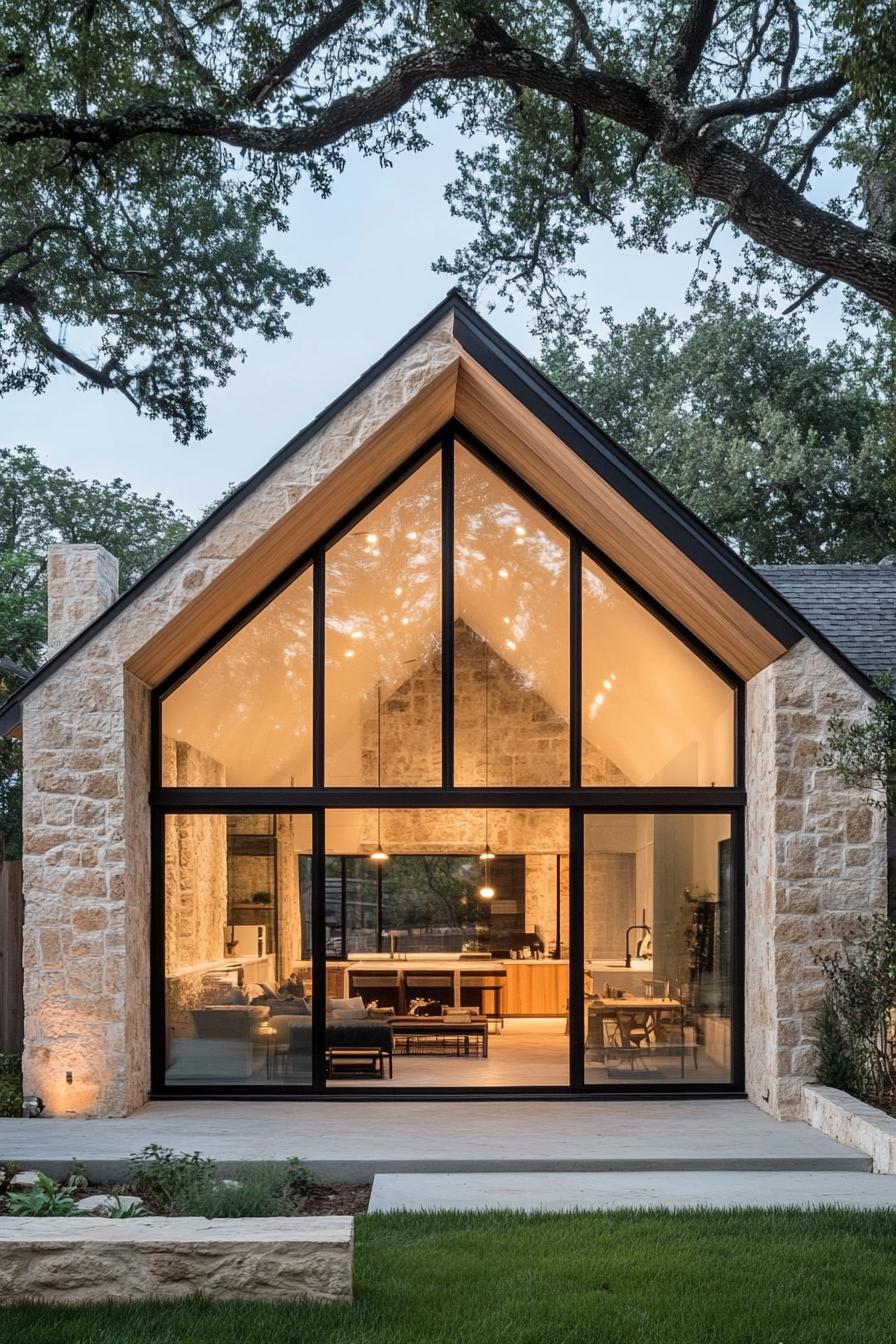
[149,418,745,1100]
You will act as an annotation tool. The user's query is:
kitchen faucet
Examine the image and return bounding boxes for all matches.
[624,924,652,969]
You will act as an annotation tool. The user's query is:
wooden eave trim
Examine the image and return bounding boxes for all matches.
[453,354,787,681]
[126,358,459,685]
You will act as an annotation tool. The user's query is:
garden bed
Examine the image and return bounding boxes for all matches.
[0,1147,371,1218]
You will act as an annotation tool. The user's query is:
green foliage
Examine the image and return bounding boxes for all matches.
[815,993,862,1095]
[819,673,896,813]
[0,445,195,858]
[0,1052,21,1118]
[540,293,895,564]
[0,2,895,438]
[817,917,896,1110]
[6,1172,82,1216]
[104,1197,147,1218]
[128,1144,218,1215]
[127,1144,313,1216]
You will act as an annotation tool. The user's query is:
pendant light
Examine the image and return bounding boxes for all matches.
[479,642,495,899]
[370,680,389,863]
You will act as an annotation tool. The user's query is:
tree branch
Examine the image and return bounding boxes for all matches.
[245,0,367,107]
[1,34,892,314]
[785,99,856,193]
[695,71,847,126]
[668,0,719,98]
[781,273,829,313]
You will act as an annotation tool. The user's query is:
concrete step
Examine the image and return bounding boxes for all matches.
[369,1169,896,1213]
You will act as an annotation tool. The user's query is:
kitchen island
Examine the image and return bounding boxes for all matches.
[325,956,570,1017]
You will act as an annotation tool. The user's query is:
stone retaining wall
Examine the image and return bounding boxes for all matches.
[801,1084,896,1173]
[0,1216,353,1304]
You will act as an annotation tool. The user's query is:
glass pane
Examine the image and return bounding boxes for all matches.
[583,813,733,1086]
[325,454,442,786]
[454,445,570,786]
[160,569,312,787]
[325,807,568,1089]
[164,812,314,1088]
[581,556,734,786]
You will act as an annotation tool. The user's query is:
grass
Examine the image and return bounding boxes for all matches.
[5,1207,896,1343]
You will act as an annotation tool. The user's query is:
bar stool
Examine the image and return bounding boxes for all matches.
[459,970,506,1032]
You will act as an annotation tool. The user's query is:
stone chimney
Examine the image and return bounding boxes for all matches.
[46,543,119,657]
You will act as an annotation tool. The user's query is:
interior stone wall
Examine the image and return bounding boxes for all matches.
[21,318,457,1117]
[745,639,887,1119]
[358,622,629,944]
[363,620,628,789]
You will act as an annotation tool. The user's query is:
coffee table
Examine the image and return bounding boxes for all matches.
[389,1015,489,1058]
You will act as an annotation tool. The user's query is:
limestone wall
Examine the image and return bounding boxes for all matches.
[363,621,628,789]
[47,544,119,657]
[745,639,887,1119]
[21,317,458,1116]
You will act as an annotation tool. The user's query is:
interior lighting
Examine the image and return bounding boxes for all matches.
[371,681,389,864]
[401,616,410,625]
[478,884,495,900]
[406,530,418,540]
[351,630,363,640]
[498,567,509,579]
[503,616,511,625]
[365,533,378,545]
[505,639,516,651]
[394,586,403,596]
[514,524,526,536]
[345,649,355,658]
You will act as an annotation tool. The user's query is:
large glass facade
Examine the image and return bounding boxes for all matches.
[156,432,741,1095]
[163,812,313,1089]
[581,556,734,787]
[583,813,734,1085]
[325,453,442,787]
[454,445,570,786]
[161,569,313,787]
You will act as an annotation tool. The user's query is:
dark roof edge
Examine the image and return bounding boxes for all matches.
[451,303,885,701]
[0,289,463,722]
[1,288,884,729]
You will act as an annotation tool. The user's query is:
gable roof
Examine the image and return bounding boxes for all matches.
[5,289,876,738]
[759,565,896,684]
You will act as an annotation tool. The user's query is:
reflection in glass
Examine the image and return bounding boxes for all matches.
[581,555,734,786]
[164,812,313,1088]
[583,813,733,1086]
[325,453,442,786]
[454,445,570,786]
[160,569,312,787]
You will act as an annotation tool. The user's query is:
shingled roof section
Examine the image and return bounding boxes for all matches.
[758,564,896,684]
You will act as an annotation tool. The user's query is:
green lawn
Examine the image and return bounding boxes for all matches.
[6,1207,896,1343]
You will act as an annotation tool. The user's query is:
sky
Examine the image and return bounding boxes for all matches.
[1,117,848,517]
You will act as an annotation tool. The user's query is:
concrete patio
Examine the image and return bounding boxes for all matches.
[0,1099,869,1181]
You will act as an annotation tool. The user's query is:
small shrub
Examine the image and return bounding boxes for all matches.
[0,1054,22,1118]
[285,1156,316,1201]
[105,1197,146,1218]
[816,994,861,1096]
[183,1165,295,1218]
[6,1173,82,1216]
[817,917,896,1112]
[128,1144,217,1215]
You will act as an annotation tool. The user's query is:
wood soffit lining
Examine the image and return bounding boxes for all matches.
[128,342,787,688]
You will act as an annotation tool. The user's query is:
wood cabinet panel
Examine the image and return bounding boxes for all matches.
[501,962,568,1016]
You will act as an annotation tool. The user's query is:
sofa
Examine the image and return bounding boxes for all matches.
[166,1004,271,1081]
